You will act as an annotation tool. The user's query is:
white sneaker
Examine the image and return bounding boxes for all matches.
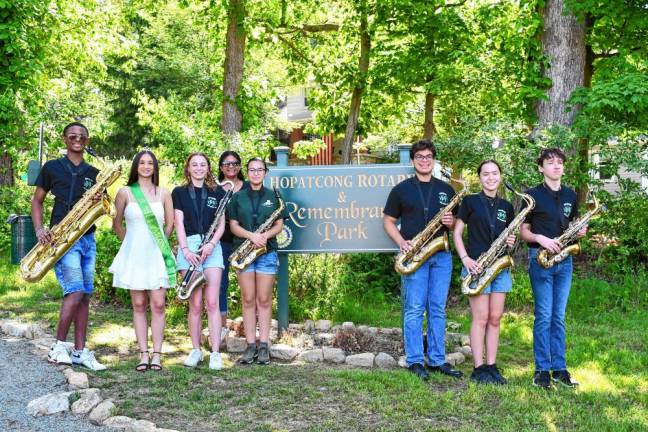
[71,348,107,371]
[184,348,203,367]
[220,327,229,344]
[209,352,223,370]
[48,342,72,365]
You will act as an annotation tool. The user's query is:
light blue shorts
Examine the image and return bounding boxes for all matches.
[461,267,512,295]
[239,251,279,275]
[54,232,96,296]
[176,234,224,271]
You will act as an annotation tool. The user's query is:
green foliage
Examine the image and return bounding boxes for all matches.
[291,139,326,160]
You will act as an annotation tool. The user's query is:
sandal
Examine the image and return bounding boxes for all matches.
[135,351,149,372]
[150,351,163,371]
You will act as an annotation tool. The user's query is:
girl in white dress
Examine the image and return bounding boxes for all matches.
[110,150,174,371]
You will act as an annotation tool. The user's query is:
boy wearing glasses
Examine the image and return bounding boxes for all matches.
[31,122,107,371]
[383,140,463,381]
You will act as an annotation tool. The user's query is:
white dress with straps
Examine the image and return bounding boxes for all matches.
[109,190,173,290]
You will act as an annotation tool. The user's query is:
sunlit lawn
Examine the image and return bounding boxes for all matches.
[1,261,646,431]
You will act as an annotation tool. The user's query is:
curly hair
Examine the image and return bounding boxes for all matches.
[183,152,217,190]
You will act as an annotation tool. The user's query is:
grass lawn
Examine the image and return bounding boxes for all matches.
[1,261,646,432]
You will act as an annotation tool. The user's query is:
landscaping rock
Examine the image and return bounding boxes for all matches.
[103,416,137,429]
[398,356,407,368]
[30,336,57,351]
[26,391,72,416]
[447,321,461,330]
[271,319,278,329]
[304,320,315,332]
[225,336,247,353]
[341,322,355,330]
[314,332,335,346]
[460,345,473,358]
[288,323,303,331]
[126,419,157,432]
[331,325,342,333]
[315,320,331,332]
[445,352,466,366]
[322,347,346,364]
[67,371,89,389]
[89,399,116,425]
[345,352,374,368]
[366,327,379,335]
[1,321,30,338]
[374,352,397,369]
[269,344,299,361]
[297,349,324,363]
[71,388,102,415]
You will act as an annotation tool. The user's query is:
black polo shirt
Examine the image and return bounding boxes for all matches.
[172,185,226,237]
[227,186,288,252]
[522,183,579,248]
[35,157,100,232]
[383,176,457,241]
[220,181,250,244]
[457,193,515,260]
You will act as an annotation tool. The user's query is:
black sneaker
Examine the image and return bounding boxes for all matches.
[427,362,464,379]
[256,346,270,365]
[407,363,430,381]
[533,371,552,389]
[486,364,507,385]
[552,370,579,387]
[238,344,257,364]
[470,365,497,384]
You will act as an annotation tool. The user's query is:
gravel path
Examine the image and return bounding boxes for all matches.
[0,335,111,432]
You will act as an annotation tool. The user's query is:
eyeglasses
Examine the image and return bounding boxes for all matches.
[414,154,434,161]
[221,161,241,168]
[65,134,88,142]
[247,168,267,174]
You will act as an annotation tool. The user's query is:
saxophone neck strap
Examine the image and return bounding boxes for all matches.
[130,183,176,285]
[478,191,499,242]
[247,186,264,229]
[59,157,91,212]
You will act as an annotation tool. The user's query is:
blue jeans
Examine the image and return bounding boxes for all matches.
[240,251,279,275]
[401,250,453,367]
[219,241,232,315]
[528,247,573,372]
[54,232,96,296]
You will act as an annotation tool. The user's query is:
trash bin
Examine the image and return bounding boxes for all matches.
[7,215,36,264]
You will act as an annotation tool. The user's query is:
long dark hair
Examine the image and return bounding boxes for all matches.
[218,150,245,181]
[127,150,160,187]
[476,159,502,175]
[183,152,217,190]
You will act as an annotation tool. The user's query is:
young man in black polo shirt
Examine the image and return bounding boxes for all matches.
[520,147,587,388]
[383,140,463,381]
[32,122,107,371]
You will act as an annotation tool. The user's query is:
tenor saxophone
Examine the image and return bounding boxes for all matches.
[229,188,285,271]
[176,181,234,301]
[536,194,602,269]
[394,174,468,276]
[461,184,535,296]
[20,151,122,282]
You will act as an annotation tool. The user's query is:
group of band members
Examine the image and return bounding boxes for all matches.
[384,140,585,388]
[32,123,585,388]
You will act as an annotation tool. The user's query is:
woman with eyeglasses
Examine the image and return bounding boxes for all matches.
[172,152,227,370]
[227,158,286,365]
[216,151,248,344]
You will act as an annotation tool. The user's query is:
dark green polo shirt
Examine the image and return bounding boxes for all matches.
[227,186,287,251]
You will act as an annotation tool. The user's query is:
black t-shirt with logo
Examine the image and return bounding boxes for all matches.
[220,181,250,244]
[457,193,515,260]
[522,183,579,248]
[172,185,226,237]
[35,157,100,232]
[226,186,288,252]
[383,176,457,241]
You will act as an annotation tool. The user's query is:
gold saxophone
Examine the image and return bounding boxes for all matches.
[461,184,535,296]
[20,151,122,283]
[176,181,234,301]
[536,194,602,269]
[229,188,285,271]
[394,174,468,276]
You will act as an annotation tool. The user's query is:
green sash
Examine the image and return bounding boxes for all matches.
[130,183,176,285]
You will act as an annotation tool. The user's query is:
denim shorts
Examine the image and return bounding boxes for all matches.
[54,232,97,296]
[461,266,512,295]
[239,251,279,275]
[176,234,224,271]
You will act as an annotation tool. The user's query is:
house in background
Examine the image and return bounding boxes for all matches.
[591,140,648,194]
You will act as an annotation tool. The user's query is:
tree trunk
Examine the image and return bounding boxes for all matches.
[0,152,14,186]
[341,2,370,164]
[535,0,586,130]
[221,0,247,139]
[576,15,596,205]
[423,92,437,140]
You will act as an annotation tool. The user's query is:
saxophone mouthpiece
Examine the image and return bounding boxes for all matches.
[85,147,98,158]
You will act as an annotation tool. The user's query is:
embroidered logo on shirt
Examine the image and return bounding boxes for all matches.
[563,203,572,217]
[438,192,448,205]
[207,197,218,209]
[262,199,273,207]
[82,177,94,190]
[497,209,507,223]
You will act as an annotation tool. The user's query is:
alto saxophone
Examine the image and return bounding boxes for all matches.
[20,150,122,282]
[229,188,285,271]
[177,181,234,301]
[394,173,468,276]
[536,194,602,269]
[461,184,535,296]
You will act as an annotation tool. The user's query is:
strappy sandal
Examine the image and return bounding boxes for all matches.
[135,351,149,372]
[150,351,163,371]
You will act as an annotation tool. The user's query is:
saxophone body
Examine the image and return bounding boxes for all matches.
[394,178,468,276]
[536,194,601,269]
[20,163,122,283]
[177,181,234,301]
[229,188,285,271]
[461,187,535,296]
